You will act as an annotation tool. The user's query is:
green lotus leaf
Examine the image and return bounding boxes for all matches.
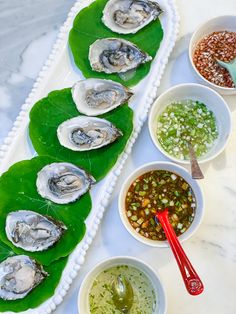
[29,88,133,181]
[0,247,68,313]
[0,241,16,261]
[0,156,91,266]
[69,0,164,87]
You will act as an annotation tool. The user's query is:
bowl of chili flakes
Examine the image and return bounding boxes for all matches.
[189,15,236,95]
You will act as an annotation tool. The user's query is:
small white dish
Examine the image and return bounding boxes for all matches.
[77,256,167,314]
[189,15,236,95]
[148,83,232,165]
[119,161,204,248]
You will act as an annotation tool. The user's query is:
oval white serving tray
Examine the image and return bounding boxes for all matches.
[0,0,179,313]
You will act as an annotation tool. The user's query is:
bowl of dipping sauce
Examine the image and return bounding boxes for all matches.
[189,15,236,95]
[78,256,167,314]
[119,161,204,248]
[148,83,231,164]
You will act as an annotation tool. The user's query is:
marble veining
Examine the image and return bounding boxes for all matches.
[0,0,74,144]
[0,0,236,314]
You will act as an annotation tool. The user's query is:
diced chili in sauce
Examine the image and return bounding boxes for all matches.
[125,170,196,241]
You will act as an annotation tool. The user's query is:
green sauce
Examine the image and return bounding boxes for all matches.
[156,100,218,160]
[89,265,157,314]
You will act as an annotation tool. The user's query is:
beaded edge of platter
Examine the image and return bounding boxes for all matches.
[0,0,180,313]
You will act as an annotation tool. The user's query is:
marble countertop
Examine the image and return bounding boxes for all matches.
[1,0,236,313]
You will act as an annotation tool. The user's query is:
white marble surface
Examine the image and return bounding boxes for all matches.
[1,0,236,314]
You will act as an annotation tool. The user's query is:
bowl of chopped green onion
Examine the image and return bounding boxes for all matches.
[148,83,232,164]
[119,161,204,247]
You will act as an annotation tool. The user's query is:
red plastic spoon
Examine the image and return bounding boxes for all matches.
[155,208,204,296]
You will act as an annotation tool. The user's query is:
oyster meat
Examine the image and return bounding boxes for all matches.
[37,162,95,204]
[89,38,152,73]
[102,0,163,34]
[0,255,47,300]
[72,78,133,116]
[6,210,67,252]
[57,116,122,151]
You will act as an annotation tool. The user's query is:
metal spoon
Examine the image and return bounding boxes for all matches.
[188,142,204,180]
[155,208,204,296]
[112,274,134,313]
[216,58,236,86]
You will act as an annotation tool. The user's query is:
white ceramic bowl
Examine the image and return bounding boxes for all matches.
[189,15,236,95]
[119,161,204,248]
[148,83,232,165]
[78,256,167,314]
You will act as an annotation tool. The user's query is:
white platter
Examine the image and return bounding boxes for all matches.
[0,0,179,313]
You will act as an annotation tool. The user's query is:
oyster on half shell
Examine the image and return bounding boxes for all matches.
[102,0,163,34]
[57,116,122,151]
[37,162,95,204]
[72,79,133,116]
[6,210,67,252]
[0,255,47,300]
[89,38,152,74]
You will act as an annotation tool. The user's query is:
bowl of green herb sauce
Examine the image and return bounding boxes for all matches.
[78,256,167,314]
[149,83,232,164]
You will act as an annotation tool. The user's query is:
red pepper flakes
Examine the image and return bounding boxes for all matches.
[193,31,236,88]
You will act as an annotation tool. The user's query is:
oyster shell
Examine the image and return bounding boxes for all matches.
[0,255,47,300]
[89,38,152,73]
[37,162,95,204]
[102,0,163,34]
[6,210,67,252]
[57,116,122,151]
[72,79,133,116]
